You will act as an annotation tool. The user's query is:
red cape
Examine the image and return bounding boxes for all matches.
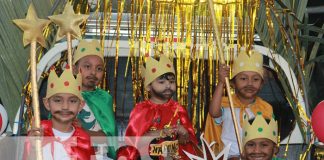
[121,100,198,160]
[23,120,95,160]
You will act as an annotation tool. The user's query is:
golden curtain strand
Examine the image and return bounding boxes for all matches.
[123,0,266,132]
[20,2,311,156]
[25,0,282,134]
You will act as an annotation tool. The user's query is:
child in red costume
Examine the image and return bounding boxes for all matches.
[118,55,198,160]
[23,66,95,160]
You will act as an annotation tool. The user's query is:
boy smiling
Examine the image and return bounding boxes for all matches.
[207,50,274,159]
[24,66,95,160]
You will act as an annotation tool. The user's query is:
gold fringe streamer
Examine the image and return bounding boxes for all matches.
[25,2,311,156]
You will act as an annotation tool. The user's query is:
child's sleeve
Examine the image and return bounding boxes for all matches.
[213,107,224,125]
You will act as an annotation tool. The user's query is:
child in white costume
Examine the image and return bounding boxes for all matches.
[206,50,274,159]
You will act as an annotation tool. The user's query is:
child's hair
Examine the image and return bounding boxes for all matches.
[157,72,175,81]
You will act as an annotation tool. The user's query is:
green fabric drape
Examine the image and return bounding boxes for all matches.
[81,88,117,159]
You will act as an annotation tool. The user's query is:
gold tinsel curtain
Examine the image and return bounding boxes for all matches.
[27,0,312,139]
[7,0,324,158]
[124,0,261,133]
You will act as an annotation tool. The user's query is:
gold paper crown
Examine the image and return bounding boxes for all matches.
[142,54,175,87]
[232,50,264,79]
[45,65,83,100]
[242,113,278,145]
[73,39,104,64]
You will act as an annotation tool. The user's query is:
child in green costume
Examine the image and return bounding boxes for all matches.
[73,39,117,159]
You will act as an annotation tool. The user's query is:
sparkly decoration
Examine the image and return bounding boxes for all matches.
[314,143,324,160]
[13,4,51,47]
[262,2,311,152]
[48,4,89,41]
[112,0,126,112]
[46,1,311,158]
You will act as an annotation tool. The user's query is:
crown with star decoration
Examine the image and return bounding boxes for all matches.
[242,113,278,145]
[142,54,175,87]
[45,65,82,100]
[232,49,264,79]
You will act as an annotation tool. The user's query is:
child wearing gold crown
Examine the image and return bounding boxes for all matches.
[72,39,117,159]
[205,50,274,159]
[118,54,198,159]
[242,114,283,160]
[23,66,95,160]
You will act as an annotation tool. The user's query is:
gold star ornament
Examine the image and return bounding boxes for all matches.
[48,4,89,41]
[13,4,51,47]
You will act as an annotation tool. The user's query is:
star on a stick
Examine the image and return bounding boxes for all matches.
[13,4,51,47]
[48,4,89,41]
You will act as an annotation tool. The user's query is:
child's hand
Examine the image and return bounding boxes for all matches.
[28,127,43,137]
[218,64,230,84]
[175,125,189,144]
[27,127,43,152]
[28,117,43,137]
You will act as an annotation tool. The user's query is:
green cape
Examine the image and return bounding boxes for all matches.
[80,88,117,159]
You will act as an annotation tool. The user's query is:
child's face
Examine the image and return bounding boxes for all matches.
[232,71,263,100]
[147,74,176,103]
[43,93,84,124]
[243,138,278,160]
[74,55,104,91]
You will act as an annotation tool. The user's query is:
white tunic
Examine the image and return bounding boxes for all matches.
[214,107,255,157]
[42,128,75,160]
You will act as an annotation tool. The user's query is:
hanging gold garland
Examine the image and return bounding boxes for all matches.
[40,2,311,156]
[262,3,311,158]
[13,1,314,159]
[122,0,263,132]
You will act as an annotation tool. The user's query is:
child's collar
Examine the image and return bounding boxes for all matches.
[234,94,257,107]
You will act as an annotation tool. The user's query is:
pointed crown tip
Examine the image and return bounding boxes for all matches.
[45,66,82,100]
[243,113,278,145]
[232,49,264,79]
[142,54,175,87]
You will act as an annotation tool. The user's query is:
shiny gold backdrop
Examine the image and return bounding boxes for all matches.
[21,0,312,158]
[67,0,310,139]
[118,0,261,132]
